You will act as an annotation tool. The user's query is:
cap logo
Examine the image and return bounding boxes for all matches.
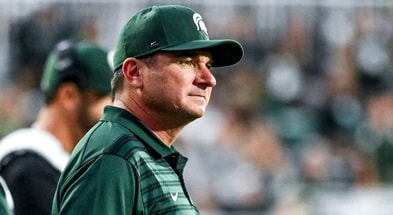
[56,57,73,71]
[193,13,208,36]
[149,40,159,48]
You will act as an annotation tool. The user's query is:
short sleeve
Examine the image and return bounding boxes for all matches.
[56,154,141,215]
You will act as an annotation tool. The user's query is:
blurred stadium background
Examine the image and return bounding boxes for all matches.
[1,0,393,214]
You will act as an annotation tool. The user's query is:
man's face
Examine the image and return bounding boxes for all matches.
[140,50,216,123]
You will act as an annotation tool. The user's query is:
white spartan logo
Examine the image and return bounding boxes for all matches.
[193,13,208,36]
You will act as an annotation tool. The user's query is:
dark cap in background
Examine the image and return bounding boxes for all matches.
[41,40,113,96]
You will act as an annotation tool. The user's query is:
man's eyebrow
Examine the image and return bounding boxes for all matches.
[162,51,213,65]
[168,52,199,58]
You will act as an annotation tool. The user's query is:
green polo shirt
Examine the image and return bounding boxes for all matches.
[52,106,199,215]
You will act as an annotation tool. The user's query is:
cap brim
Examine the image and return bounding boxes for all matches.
[161,39,243,67]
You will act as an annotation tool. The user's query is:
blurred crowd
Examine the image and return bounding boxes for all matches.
[2,1,393,214]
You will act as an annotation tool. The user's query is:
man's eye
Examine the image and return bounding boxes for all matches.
[179,59,194,67]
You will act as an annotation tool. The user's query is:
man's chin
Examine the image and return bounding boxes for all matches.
[185,111,204,123]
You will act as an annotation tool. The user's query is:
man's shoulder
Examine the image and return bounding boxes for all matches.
[1,149,59,176]
[89,131,147,161]
[0,127,58,148]
[0,128,40,143]
[71,122,147,165]
[0,127,68,171]
[58,126,147,188]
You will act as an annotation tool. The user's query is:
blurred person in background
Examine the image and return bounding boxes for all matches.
[0,40,113,215]
[0,4,102,138]
[52,5,243,214]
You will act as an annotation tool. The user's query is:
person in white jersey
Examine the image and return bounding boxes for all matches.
[0,40,113,215]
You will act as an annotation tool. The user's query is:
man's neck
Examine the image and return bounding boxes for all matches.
[34,107,82,154]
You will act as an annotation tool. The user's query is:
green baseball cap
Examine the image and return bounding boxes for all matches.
[41,41,113,95]
[113,5,243,70]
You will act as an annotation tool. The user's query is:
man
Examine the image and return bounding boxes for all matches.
[0,40,113,215]
[52,5,243,214]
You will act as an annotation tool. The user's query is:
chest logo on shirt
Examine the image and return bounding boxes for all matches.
[170,192,179,201]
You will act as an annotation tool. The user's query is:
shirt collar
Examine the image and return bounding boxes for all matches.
[101,106,176,158]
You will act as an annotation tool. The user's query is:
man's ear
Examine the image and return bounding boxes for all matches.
[122,58,142,87]
[55,82,81,111]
